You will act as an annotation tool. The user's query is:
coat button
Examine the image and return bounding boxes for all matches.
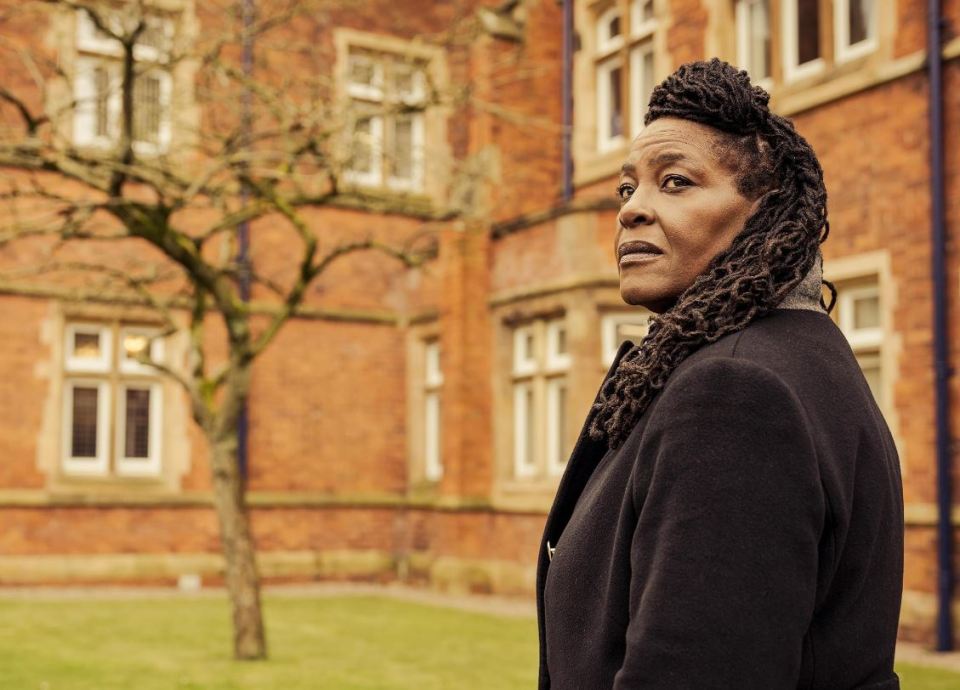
[546,540,556,562]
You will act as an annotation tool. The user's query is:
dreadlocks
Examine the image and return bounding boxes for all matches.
[589,58,831,449]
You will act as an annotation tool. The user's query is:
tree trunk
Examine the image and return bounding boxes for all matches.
[209,432,267,660]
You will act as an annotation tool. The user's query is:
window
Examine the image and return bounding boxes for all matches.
[511,317,571,479]
[423,339,443,482]
[782,0,824,81]
[602,311,651,366]
[736,0,771,85]
[344,48,427,191]
[72,9,173,152]
[835,280,883,404]
[737,1,878,89]
[594,1,659,152]
[62,323,164,477]
[834,0,878,63]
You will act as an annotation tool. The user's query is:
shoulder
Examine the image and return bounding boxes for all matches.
[632,353,823,518]
[650,355,811,437]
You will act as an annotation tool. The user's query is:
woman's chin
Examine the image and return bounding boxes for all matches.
[619,282,675,314]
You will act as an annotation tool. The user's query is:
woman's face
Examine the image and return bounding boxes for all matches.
[615,117,761,313]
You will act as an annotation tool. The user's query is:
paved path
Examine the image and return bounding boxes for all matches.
[0,582,538,618]
[4,583,960,671]
[895,641,960,673]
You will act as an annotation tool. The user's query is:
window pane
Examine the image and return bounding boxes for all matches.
[849,0,873,45]
[514,382,536,475]
[523,331,534,362]
[425,340,442,386]
[138,21,168,53]
[797,0,821,65]
[639,0,654,22]
[858,354,882,403]
[641,48,654,114]
[391,116,414,180]
[557,384,566,456]
[348,54,376,87]
[123,332,150,362]
[133,74,161,144]
[94,66,111,138]
[393,63,422,101]
[71,386,99,458]
[748,0,771,79]
[524,385,535,469]
[425,391,441,480]
[74,331,101,359]
[555,324,567,356]
[853,294,881,330]
[124,387,151,458]
[548,378,568,470]
[608,15,621,39]
[609,65,624,138]
[351,117,374,173]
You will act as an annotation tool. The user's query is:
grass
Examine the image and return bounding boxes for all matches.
[0,593,955,689]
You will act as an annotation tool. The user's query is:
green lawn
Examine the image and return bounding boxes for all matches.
[0,594,954,689]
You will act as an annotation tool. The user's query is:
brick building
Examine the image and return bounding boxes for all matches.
[1,0,959,648]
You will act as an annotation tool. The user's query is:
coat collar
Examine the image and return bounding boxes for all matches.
[776,254,826,314]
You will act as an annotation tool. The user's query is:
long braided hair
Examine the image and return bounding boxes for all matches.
[589,58,832,449]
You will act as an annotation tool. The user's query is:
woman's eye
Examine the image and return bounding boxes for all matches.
[615,183,635,201]
[661,174,691,190]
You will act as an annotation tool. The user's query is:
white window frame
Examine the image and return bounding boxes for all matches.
[343,47,428,193]
[735,0,773,90]
[595,5,626,152]
[601,312,650,366]
[61,323,167,479]
[65,323,113,373]
[513,380,537,478]
[628,40,656,137]
[76,9,123,56]
[62,379,111,476]
[630,0,658,37]
[513,325,538,377]
[782,0,825,83]
[346,53,384,101]
[837,284,883,350]
[423,339,443,482]
[834,0,878,64]
[72,10,174,153]
[116,382,163,477]
[596,6,625,55]
[596,56,626,152]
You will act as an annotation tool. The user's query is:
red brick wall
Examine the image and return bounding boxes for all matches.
[2,0,960,651]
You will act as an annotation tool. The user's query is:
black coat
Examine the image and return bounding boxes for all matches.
[537,309,904,689]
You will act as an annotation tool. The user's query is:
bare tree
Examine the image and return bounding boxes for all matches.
[0,0,468,659]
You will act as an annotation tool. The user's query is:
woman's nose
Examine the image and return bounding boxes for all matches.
[618,196,655,228]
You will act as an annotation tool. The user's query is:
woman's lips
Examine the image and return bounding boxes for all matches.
[618,240,663,266]
[619,252,661,267]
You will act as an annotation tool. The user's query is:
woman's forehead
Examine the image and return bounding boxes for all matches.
[624,119,722,172]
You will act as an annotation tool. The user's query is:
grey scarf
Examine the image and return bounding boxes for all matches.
[776,255,826,313]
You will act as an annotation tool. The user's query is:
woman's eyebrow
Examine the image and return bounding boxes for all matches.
[622,151,704,177]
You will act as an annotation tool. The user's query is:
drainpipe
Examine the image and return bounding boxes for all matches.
[237,0,254,481]
[561,0,573,203]
[928,0,952,653]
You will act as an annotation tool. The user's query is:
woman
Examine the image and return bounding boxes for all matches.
[537,59,903,689]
